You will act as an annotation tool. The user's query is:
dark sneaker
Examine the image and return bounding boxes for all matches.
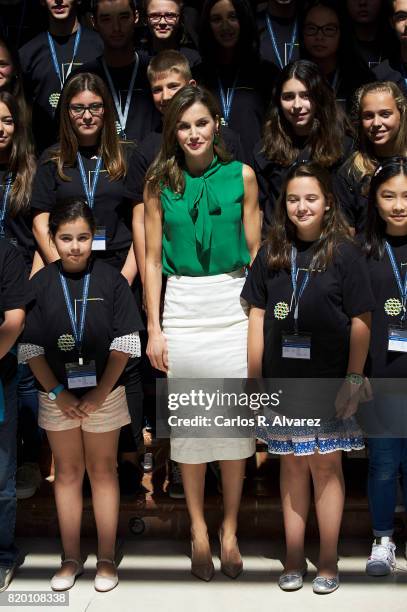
[16,462,42,500]
[168,461,185,499]
[0,565,16,592]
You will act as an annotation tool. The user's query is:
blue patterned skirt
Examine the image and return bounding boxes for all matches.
[256,413,364,456]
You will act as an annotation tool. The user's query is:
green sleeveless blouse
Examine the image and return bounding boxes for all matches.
[161,157,250,276]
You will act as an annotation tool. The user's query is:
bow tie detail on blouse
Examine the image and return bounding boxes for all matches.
[186,156,222,255]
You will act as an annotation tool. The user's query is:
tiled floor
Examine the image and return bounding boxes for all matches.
[2,537,407,612]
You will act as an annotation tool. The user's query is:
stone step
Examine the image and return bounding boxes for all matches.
[18,445,406,540]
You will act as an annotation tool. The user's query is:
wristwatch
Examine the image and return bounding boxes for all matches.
[48,384,65,401]
[346,373,364,385]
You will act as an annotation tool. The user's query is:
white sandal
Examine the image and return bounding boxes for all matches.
[51,558,83,591]
[94,558,118,592]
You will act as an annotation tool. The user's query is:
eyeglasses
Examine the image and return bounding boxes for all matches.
[303,23,339,38]
[68,103,104,117]
[147,12,179,24]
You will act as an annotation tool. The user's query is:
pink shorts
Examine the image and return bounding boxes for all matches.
[38,385,131,433]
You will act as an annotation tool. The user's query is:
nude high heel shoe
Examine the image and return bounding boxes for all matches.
[190,534,215,582]
[218,528,243,579]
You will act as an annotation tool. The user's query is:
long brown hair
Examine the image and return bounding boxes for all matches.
[53,72,126,181]
[145,85,231,195]
[0,92,36,215]
[266,162,352,271]
[349,81,407,181]
[262,60,346,167]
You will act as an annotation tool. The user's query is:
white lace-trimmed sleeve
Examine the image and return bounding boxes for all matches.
[18,343,45,364]
[109,332,141,358]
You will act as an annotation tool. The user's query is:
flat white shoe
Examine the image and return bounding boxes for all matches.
[94,558,118,592]
[51,559,83,591]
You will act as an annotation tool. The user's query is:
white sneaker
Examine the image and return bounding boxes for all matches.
[366,537,396,576]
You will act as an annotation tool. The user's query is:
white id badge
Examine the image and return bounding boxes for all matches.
[388,326,407,353]
[65,360,97,389]
[282,333,311,360]
[92,226,106,251]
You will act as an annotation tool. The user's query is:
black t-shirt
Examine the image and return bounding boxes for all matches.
[71,53,161,144]
[355,38,387,71]
[257,11,299,68]
[192,59,278,165]
[322,65,375,113]
[253,136,353,230]
[374,58,407,97]
[124,123,245,203]
[336,158,372,233]
[19,28,104,152]
[22,258,144,395]
[367,235,407,378]
[30,144,134,251]
[0,167,35,267]
[241,240,375,377]
[0,240,31,382]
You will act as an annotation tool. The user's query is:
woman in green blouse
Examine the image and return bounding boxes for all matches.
[144,86,260,581]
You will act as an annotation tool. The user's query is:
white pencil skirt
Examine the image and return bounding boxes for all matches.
[163,270,256,464]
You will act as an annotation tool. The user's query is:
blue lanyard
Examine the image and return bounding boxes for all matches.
[290,246,310,331]
[385,241,407,320]
[101,55,139,139]
[0,174,12,236]
[77,153,103,209]
[218,74,238,126]
[59,269,90,362]
[47,25,82,89]
[265,15,297,70]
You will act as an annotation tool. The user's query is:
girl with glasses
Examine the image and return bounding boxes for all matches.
[299,0,374,112]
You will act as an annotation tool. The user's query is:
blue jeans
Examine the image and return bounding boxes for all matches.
[17,364,41,464]
[0,378,19,567]
[368,437,407,537]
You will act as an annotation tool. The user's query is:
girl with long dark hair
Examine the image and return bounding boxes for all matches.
[0,91,35,264]
[242,162,374,593]
[253,59,350,229]
[193,0,279,164]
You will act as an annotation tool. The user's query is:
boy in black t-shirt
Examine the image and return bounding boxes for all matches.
[19,0,103,152]
[0,241,30,592]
